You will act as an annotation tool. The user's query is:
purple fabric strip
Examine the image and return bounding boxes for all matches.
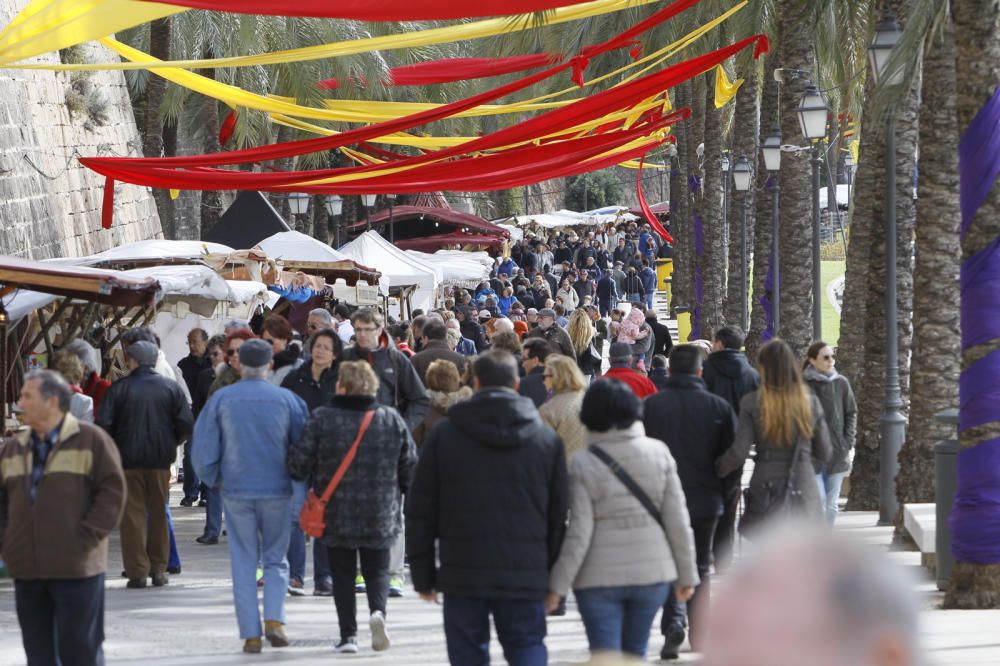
[959,84,1000,237]
[960,348,1000,432]
[960,237,1000,349]
[693,213,704,256]
[951,437,1000,564]
[688,175,701,193]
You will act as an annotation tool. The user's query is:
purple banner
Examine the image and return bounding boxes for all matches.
[960,237,1000,349]
[951,437,1000,564]
[960,84,1000,237]
[960,348,1000,432]
[688,175,701,193]
[761,259,774,342]
[693,213,704,256]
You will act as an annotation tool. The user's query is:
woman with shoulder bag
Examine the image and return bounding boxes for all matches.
[567,308,601,380]
[287,361,417,654]
[716,339,833,537]
[803,341,858,525]
[546,380,699,659]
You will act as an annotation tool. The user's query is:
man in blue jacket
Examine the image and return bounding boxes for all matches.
[193,339,310,654]
[640,258,659,310]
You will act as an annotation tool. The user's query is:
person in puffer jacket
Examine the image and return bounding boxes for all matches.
[287,361,416,654]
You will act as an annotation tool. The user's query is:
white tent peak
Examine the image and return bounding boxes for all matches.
[255,230,351,263]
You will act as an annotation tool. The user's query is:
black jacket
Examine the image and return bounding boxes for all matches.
[623,273,645,297]
[518,366,548,407]
[177,353,210,395]
[192,366,216,418]
[647,317,674,358]
[406,388,568,599]
[702,349,761,414]
[288,395,416,549]
[411,340,468,386]
[281,361,339,412]
[643,375,737,519]
[524,324,575,358]
[342,333,430,433]
[460,318,490,353]
[96,367,193,470]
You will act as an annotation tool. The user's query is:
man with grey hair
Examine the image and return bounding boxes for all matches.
[306,307,334,339]
[1,370,125,666]
[701,526,919,666]
[193,339,310,653]
[96,341,193,589]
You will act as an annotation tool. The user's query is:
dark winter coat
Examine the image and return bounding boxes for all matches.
[716,391,833,520]
[518,366,548,407]
[647,317,674,358]
[178,353,210,396]
[573,278,597,304]
[804,368,858,474]
[623,273,645,298]
[406,388,568,599]
[341,332,430,432]
[96,367,193,470]
[524,324,575,358]
[459,318,490,353]
[288,395,416,550]
[411,340,468,386]
[702,349,760,414]
[644,375,737,520]
[281,361,339,412]
[648,367,669,391]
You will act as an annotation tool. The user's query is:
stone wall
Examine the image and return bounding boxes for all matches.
[0,2,161,260]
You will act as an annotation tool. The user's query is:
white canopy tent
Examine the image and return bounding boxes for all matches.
[339,231,440,314]
[819,184,850,209]
[406,250,489,288]
[255,230,351,264]
[44,239,236,267]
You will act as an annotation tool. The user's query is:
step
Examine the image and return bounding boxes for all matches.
[903,503,936,553]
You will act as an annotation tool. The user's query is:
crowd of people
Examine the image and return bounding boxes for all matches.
[0,218,895,666]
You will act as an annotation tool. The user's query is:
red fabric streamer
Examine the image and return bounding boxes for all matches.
[318,53,562,90]
[139,0,600,20]
[636,156,673,243]
[101,177,115,229]
[218,110,237,146]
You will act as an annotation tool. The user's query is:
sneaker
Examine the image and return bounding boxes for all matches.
[369,611,390,652]
[314,580,333,597]
[288,578,306,596]
[179,497,195,507]
[256,567,264,587]
[196,534,219,545]
[333,637,358,654]
[388,577,404,598]
[197,499,207,507]
[354,575,366,593]
[151,572,169,587]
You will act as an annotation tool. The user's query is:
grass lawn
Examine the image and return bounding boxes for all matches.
[822,259,846,348]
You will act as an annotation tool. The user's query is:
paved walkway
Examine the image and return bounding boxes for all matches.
[1,494,999,664]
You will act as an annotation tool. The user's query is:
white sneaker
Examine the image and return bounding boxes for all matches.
[369,611,390,652]
[333,636,358,654]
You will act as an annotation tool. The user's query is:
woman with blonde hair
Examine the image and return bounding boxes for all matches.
[716,339,832,533]
[539,355,589,459]
[288,360,416,653]
[567,307,600,379]
[413,359,473,448]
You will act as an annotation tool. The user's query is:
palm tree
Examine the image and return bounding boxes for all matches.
[945,0,1000,609]
[747,52,776,360]
[894,6,959,533]
[701,69,727,334]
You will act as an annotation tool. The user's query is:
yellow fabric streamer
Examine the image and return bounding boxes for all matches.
[169,188,180,199]
[714,64,743,108]
[3,0,661,70]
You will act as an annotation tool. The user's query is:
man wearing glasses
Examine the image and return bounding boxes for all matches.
[342,308,428,598]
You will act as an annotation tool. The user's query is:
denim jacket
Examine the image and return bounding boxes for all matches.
[193,378,310,500]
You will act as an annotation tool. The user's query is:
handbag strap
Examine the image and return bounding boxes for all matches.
[319,409,375,503]
[589,445,664,529]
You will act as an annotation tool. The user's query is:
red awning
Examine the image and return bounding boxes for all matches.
[349,205,508,237]
[394,232,505,252]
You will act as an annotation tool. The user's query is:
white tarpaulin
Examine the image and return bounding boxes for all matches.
[121,266,268,319]
[339,231,440,314]
[256,230,351,263]
[2,290,58,322]
[406,250,489,286]
[44,239,235,267]
[819,184,850,209]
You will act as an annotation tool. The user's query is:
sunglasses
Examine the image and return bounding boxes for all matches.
[226,349,239,357]
[821,354,835,361]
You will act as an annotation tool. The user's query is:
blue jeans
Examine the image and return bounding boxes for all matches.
[288,482,331,585]
[203,485,223,538]
[223,496,291,639]
[443,596,547,666]
[575,583,669,658]
[645,291,655,310]
[816,471,847,525]
[15,574,105,666]
[166,504,180,570]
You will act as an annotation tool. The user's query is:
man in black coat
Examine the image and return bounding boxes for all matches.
[596,269,618,317]
[701,325,760,572]
[646,310,674,359]
[406,351,568,666]
[643,345,736,660]
[411,319,468,385]
[457,307,490,353]
[96,341,193,588]
[518,338,556,407]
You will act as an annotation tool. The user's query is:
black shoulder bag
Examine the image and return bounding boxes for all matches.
[589,445,664,531]
[737,436,805,539]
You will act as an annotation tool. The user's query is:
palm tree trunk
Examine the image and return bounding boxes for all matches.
[775,0,815,359]
[701,72,726,335]
[847,0,919,511]
[687,77,706,339]
[671,80,694,322]
[726,59,759,334]
[143,17,175,239]
[747,54,777,360]
[945,0,1000,608]
[894,13,960,534]
[197,50,223,240]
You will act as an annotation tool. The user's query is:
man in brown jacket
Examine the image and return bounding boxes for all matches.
[0,369,126,665]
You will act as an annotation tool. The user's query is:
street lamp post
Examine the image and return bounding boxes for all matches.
[762,126,782,336]
[325,194,343,248]
[386,193,397,244]
[732,155,752,333]
[870,10,906,526]
[361,193,377,232]
[797,85,829,341]
[286,192,310,231]
[721,153,731,258]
